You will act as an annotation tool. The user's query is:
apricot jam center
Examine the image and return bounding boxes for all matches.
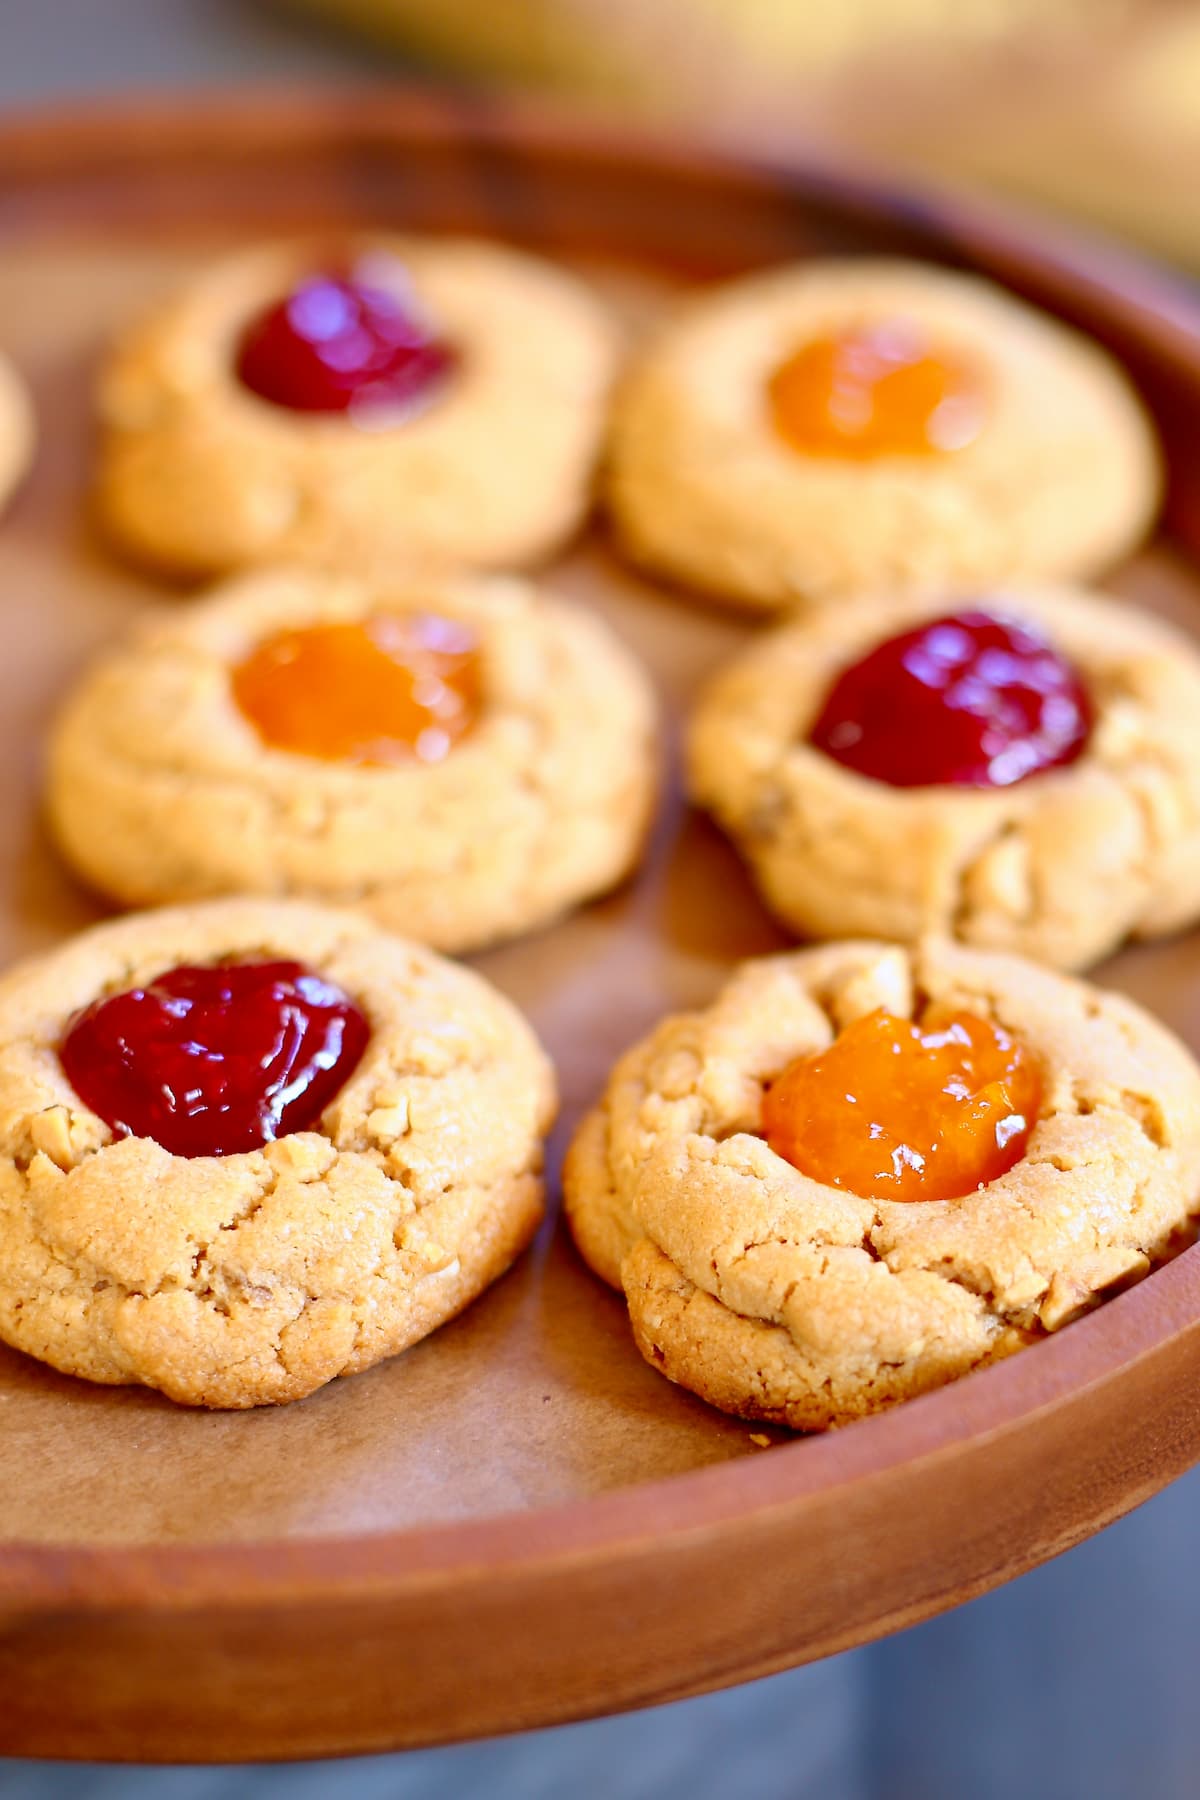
[762,1008,1041,1202]
[60,961,370,1159]
[236,262,457,415]
[232,614,481,766]
[810,609,1092,789]
[767,319,985,459]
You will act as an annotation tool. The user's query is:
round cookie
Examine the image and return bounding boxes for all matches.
[47,568,659,953]
[564,938,1200,1431]
[95,236,619,580]
[0,898,556,1408]
[607,258,1160,611]
[0,350,33,514]
[687,583,1200,971]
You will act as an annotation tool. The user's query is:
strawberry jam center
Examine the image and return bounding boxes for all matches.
[232,613,481,766]
[60,960,369,1158]
[767,319,985,460]
[236,262,457,415]
[763,1007,1041,1202]
[809,608,1092,789]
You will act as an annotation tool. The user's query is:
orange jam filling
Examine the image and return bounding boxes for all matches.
[232,613,481,766]
[766,319,986,460]
[762,1008,1041,1202]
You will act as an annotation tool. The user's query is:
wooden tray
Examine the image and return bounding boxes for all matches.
[3,87,1200,1765]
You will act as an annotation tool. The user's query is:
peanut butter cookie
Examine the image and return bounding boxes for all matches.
[95,236,618,579]
[687,584,1200,970]
[607,259,1160,611]
[0,898,556,1408]
[564,939,1200,1430]
[0,350,32,514]
[47,568,658,953]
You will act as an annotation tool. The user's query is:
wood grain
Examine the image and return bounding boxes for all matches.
[2,86,1200,1762]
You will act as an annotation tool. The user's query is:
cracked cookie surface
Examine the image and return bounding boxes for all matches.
[47,567,659,954]
[95,236,619,580]
[0,350,32,514]
[606,259,1160,612]
[687,584,1200,971]
[0,898,556,1408]
[563,939,1200,1430]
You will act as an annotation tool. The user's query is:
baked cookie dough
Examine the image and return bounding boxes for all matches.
[0,898,556,1408]
[607,258,1160,611]
[0,350,33,514]
[687,583,1200,971]
[564,938,1200,1430]
[95,236,619,579]
[47,568,658,954]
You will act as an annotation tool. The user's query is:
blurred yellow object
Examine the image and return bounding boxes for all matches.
[846,3,1200,269]
[286,0,1200,266]
[287,0,1133,109]
[1125,5,1200,134]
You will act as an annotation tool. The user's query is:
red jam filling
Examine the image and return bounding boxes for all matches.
[59,961,369,1158]
[762,1007,1042,1202]
[809,609,1093,789]
[236,261,457,415]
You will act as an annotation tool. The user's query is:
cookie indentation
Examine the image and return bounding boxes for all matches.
[232,613,481,767]
[767,319,985,461]
[808,608,1092,789]
[762,1006,1041,1202]
[236,261,457,418]
[60,959,370,1158]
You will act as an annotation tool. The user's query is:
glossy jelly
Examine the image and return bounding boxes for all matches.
[232,613,481,766]
[60,960,370,1158]
[236,263,457,415]
[767,319,985,461]
[809,608,1093,789]
[762,1006,1042,1202]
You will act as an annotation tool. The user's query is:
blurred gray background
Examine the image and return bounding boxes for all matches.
[2,7,1199,1797]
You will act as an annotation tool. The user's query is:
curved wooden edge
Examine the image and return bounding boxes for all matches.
[3,1243,1200,1760]
[2,83,1200,1758]
[0,80,1193,314]
[2,1227,1197,1606]
[0,79,1195,342]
